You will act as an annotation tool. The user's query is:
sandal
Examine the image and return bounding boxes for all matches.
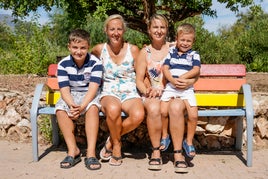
[60,153,81,169]
[174,150,188,173]
[160,135,171,151]
[100,137,112,161]
[183,139,196,158]
[109,156,123,166]
[84,157,101,170]
[148,146,162,171]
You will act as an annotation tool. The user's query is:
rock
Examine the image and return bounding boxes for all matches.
[205,117,228,134]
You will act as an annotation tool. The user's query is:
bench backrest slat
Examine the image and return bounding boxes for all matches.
[194,79,246,91]
[200,64,246,77]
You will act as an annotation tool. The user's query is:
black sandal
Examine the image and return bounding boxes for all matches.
[148,146,162,171]
[174,150,188,173]
[60,153,81,169]
[84,157,101,170]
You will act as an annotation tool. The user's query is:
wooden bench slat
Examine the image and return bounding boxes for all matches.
[196,93,245,106]
[46,92,246,107]
[200,64,246,77]
[48,64,57,76]
[194,79,246,91]
[46,78,59,91]
[46,92,61,104]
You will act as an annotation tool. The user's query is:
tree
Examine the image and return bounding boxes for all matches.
[0,0,255,40]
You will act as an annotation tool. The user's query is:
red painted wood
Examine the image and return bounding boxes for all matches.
[47,64,57,76]
[200,64,246,77]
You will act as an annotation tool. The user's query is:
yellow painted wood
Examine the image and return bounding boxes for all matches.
[195,93,245,107]
[46,91,61,105]
[46,92,245,107]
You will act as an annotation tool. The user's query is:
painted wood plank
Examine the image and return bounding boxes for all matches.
[200,64,246,77]
[46,91,61,105]
[47,64,57,76]
[46,78,59,91]
[194,78,246,91]
[195,93,245,106]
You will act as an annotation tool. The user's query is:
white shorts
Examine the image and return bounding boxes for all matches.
[160,86,197,107]
[55,91,101,115]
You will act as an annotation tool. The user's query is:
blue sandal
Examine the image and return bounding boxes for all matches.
[160,135,171,151]
[183,140,196,158]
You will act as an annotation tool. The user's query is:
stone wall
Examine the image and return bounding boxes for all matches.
[0,87,267,150]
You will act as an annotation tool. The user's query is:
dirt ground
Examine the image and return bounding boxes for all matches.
[0,72,267,93]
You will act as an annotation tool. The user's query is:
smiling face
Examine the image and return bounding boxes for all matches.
[68,38,89,63]
[148,18,168,43]
[105,18,125,45]
[176,32,195,53]
[175,23,196,54]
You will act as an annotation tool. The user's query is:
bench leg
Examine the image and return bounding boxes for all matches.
[243,84,254,167]
[31,112,39,162]
[235,117,243,150]
[51,115,59,146]
[30,84,44,162]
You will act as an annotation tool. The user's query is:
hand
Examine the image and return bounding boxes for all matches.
[174,78,195,89]
[68,104,81,120]
[148,87,162,98]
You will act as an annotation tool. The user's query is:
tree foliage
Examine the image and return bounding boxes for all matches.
[0,0,255,40]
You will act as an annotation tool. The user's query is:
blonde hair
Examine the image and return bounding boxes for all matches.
[176,23,196,40]
[103,14,127,32]
[148,14,168,29]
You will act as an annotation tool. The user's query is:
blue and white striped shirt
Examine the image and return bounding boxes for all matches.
[164,47,201,78]
[57,53,103,92]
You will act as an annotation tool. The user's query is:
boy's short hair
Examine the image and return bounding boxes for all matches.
[68,29,90,45]
[177,23,196,39]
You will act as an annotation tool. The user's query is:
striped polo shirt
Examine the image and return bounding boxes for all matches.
[57,53,103,92]
[164,47,201,78]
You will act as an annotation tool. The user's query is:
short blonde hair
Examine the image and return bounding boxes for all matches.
[176,23,196,40]
[103,14,127,32]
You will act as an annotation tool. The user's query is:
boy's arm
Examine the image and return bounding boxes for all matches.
[162,64,176,86]
[79,82,99,112]
[180,66,200,79]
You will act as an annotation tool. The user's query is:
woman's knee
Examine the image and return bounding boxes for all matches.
[103,104,121,119]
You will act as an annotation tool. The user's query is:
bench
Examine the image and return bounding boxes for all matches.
[30,64,254,167]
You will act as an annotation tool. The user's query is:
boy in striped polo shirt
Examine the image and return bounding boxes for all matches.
[161,23,200,172]
[55,29,103,170]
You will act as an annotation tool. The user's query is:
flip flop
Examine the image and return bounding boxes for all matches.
[183,139,196,158]
[84,157,101,170]
[160,135,171,151]
[60,153,81,169]
[109,156,123,166]
[100,137,112,161]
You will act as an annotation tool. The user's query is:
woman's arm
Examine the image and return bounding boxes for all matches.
[135,48,150,96]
